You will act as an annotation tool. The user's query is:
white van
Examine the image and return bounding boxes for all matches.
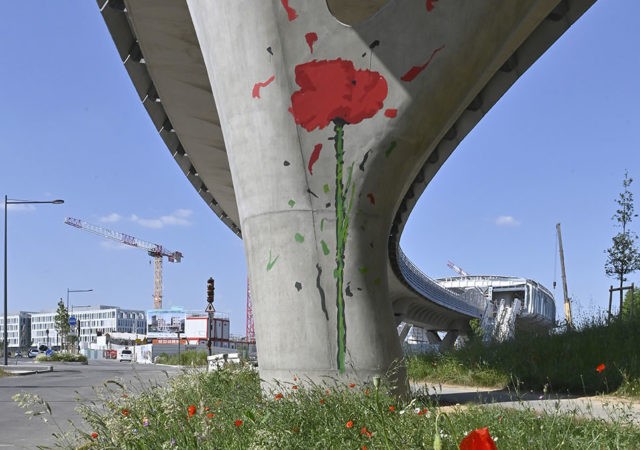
[119,348,133,362]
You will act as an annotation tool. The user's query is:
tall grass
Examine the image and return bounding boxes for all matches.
[155,350,208,366]
[409,314,640,395]
[31,365,639,449]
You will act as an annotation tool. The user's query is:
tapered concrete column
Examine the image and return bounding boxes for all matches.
[184,0,565,393]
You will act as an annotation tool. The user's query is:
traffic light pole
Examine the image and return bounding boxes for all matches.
[205,277,215,356]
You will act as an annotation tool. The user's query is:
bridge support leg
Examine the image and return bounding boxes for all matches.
[439,331,459,351]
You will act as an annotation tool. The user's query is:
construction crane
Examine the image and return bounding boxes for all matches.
[64,217,182,310]
[447,260,469,277]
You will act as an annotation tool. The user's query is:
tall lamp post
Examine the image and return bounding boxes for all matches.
[4,195,64,365]
[65,289,92,352]
[66,288,93,310]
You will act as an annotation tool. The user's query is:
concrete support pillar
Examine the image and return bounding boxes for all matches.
[440,330,459,351]
[182,0,568,394]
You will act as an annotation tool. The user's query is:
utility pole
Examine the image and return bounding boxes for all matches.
[556,223,573,330]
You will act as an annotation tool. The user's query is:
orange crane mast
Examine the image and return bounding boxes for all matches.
[64,217,182,309]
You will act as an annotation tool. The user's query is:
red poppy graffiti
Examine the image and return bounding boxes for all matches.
[401,45,445,82]
[384,108,397,118]
[308,143,322,175]
[290,59,387,372]
[305,32,318,53]
[290,59,387,131]
[281,0,298,21]
[426,0,439,12]
[252,75,276,98]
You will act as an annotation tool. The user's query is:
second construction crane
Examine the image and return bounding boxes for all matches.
[64,217,183,309]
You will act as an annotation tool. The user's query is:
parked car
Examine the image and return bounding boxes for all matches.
[119,349,133,362]
[28,348,40,358]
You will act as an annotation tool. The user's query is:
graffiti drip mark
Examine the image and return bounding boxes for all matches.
[316,264,329,320]
[359,266,368,274]
[367,193,376,205]
[308,143,322,175]
[281,0,298,21]
[323,184,330,193]
[305,32,318,53]
[320,218,327,231]
[362,52,367,58]
[401,46,445,82]
[288,199,296,208]
[325,202,331,208]
[295,281,303,292]
[266,250,279,271]
[294,233,304,243]
[283,160,290,166]
[369,40,380,50]
[384,141,397,158]
[359,149,372,172]
[384,108,398,118]
[267,47,274,55]
[252,75,276,98]
[426,0,438,12]
[321,240,330,255]
[345,282,353,297]
[307,188,319,198]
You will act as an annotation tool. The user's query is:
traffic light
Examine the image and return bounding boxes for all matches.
[207,277,215,304]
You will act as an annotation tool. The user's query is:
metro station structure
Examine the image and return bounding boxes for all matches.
[97,0,596,393]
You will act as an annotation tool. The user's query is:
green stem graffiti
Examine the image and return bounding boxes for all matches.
[334,121,348,373]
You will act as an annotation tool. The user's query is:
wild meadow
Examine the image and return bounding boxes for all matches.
[12,313,640,449]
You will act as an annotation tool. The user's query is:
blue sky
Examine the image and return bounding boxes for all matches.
[2,1,639,335]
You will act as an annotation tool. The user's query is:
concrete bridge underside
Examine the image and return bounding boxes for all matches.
[98,0,595,393]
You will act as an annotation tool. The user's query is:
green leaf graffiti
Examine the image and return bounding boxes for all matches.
[266,250,279,271]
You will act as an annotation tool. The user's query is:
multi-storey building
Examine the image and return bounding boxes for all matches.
[0,312,33,351]
[29,305,146,349]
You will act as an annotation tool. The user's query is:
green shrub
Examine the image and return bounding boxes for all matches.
[408,314,640,396]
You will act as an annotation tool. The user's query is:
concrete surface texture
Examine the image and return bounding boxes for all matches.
[100,0,596,393]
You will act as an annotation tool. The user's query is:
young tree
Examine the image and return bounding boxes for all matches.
[605,171,640,311]
[53,299,70,349]
[621,288,640,319]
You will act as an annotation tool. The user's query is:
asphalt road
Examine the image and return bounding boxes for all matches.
[0,360,182,449]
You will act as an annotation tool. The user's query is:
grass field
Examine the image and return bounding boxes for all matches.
[12,314,640,448]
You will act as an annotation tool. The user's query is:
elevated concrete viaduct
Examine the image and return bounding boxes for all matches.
[98,0,596,393]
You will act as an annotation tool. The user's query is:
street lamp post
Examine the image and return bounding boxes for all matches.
[66,288,93,310]
[3,196,64,366]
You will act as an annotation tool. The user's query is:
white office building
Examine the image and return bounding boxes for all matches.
[30,305,146,349]
[0,312,33,351]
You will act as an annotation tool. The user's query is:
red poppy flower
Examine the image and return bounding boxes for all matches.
[187,405,197,417]
[235,419,244,427]
[360,426,372,438]
[290,59,388,131]
[596,363,606,373]
[346,420,354,429]
[90,432,98,439]
[275,393,284,400]
[292,385,299,390]
[207,412,215,419]
[388,405,395,412]
[319,398,325,405]
[459,427,497,450]
[121,409,129,416]
[349,383,356,388]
